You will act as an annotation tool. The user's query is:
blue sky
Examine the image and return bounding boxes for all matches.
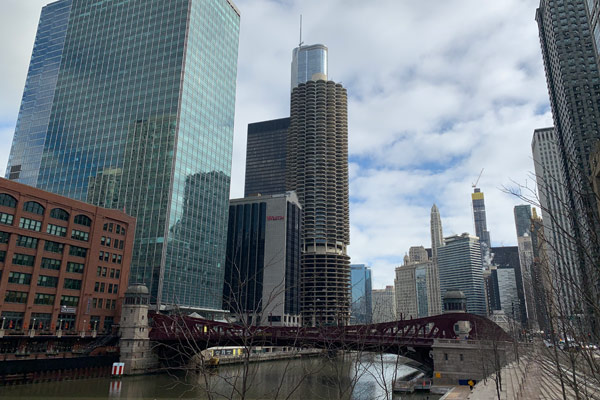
[0,0,553,289]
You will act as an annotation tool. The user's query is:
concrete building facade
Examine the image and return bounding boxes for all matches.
[394,257,442,320]
[0,178,135,334]
[223,192,302,326]
[287,76,350,326]
[371,285,395,323]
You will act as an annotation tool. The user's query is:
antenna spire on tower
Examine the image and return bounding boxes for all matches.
[299,15,304,47]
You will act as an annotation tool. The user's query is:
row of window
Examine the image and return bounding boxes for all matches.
[92,298,117,310]
[103,222,126,235]
[94,282,119,294]
[5,253,85,273]
[96,266,121,279]
[5,291,80,305]
[99,251,122,264]
[0,194,92,227]
[7,272,82,290]
[0,214,90,242]
[100,236,124,250]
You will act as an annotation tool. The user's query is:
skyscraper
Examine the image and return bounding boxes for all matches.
[491,245,527,325]
[437,233,487,316]
[471,188,491,261]
[430,204,444,261]
[6,0,241,311]
[244,118,290,197]
[537,0,600,325]
[531,127,580,319]
[371,286,396,323]
[291,44,328,90]
[394,254,442,319]
[224,192,302,326]
[287,60,350,326]
[514,205,538,329]
[350,264,372,324]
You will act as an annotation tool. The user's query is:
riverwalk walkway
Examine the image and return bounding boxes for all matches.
[459,344,600,399]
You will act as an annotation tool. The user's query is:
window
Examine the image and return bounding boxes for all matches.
[46,224,67,237]
[41,257,61,270]
[66,262,84,273]
[121,227,125,235]
[117,255,122,264]
[0,250,5,262]
[98,298,104,308]
[97,266,102,276]
[34,293,55,305]
[113,284,118,294]
[94,282,99,292]
[64,278,82,290]
[112,253,117,263]
[100,236,105,246]
[16,235,38,249]
[100,283,105,293]
[71,229,89,242]
[8,272,32,285]
[50,208,69,221]
[37,275,58,288]
[105,237,111,247]
[5,291,28,303]
[110,268,115,278]
[108,223,113,232]
[102,267,107,277]
[119,240,124,250]
[0,231,10,244]
[74,214,91,227]
[116,225,121,234]
[19,217,41,231]
[104,316,114,333]
[44,240,64,253]
[60,295,79,307]
[92,298,97,308]
[115,269,120,279]
[68,245,87,258]
[444,353,448,361]
[0,194,17,208]
[106,300,112,310]
[460,354,464,361]
[103,223,108,231]
[12,253,35,266]
[23,201,44,215]
[30,313,52,331]
[0,212,14,225]
[108,284,113,294]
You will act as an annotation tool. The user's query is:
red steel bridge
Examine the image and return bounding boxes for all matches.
[149,313,510,370]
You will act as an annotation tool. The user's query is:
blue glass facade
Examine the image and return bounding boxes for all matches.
[350,264,372,324]
[7,0,240,310]
[6,0,72,185]
[290,44,328,90]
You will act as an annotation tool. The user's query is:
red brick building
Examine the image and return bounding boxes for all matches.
[0,178,135,334]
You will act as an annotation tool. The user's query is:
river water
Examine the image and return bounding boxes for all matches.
[0,354,441,400]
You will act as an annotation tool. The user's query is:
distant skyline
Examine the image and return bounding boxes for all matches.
[0,1,553,289]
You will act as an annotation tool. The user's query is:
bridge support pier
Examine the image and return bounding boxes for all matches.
[119,285,158,375]
[432,339,514,385]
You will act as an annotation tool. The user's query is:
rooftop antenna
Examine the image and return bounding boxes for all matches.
[299,15,304,47]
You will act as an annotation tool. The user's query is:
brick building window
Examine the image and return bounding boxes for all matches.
[20,217,41,231]
[46,224,67,237]
[23,201,44,215]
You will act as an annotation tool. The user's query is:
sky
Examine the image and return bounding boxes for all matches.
[0,0,553,289]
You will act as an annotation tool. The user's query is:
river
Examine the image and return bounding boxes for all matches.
[0,354,442,400]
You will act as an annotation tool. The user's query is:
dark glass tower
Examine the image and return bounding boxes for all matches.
[537,0,600,326]
[6,0,241,311]
[287,78,350,326]
[244,118,290,197]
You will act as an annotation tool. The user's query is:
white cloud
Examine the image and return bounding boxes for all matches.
[1,0,554,289]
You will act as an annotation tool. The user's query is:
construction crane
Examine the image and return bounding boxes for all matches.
[472,168,484,189]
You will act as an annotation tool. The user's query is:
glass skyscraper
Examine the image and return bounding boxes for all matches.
[290,44,328,90]
[7,0,241,311]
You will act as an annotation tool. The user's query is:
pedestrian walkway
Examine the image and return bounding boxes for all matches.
[466,344,600,400]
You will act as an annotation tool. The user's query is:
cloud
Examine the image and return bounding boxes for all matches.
[1,0,554,289]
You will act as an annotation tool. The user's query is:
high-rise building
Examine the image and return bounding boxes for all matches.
[514,205,538,329]
[6,0,241,311]
[585,1,600,68]
[350,264,372,325]
[223,192,302,326]
[531,127,580,319]
[408,246,429,263]
[496,267,520,323]
[371,285,396,323]
[483,267,501,313]
[287,65,350,326]
[491,246,527,326]
[471,188,491,263]
[430,204,444,261]
[291,44,328,90]
[244,118,290,197]
[437,233,487,316]
[531,209,552,333]
[537,0,600,325]
[394,256,442,320]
